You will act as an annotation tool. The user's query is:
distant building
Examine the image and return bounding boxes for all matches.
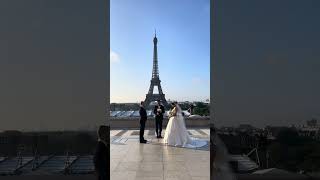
[296,119,320,140]
[110,103,140,111]
[306,118,317,127]
[236,124,259,134]
[264,126,288,138]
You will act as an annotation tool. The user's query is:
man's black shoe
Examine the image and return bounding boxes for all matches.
[159,136,163,139]
[140,140,147,143]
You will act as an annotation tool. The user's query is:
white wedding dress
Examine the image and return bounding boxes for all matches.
[163,105,207,148]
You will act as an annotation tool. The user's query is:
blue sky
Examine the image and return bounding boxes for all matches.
[214,0,320,127]
[110,0,210,103]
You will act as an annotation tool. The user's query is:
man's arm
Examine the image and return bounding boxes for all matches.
[153,106,157,114]
[140,108,147,118]
[139,108,143,117]
[144,108,147,118]
[161,106,165,114]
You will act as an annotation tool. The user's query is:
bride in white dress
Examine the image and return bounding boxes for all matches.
[163,102,207,148]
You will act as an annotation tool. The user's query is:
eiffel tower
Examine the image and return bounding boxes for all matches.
[144,31,169,108]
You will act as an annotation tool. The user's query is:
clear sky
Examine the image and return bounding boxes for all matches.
[1,1,107,131]
[214,0,320,127]
[110,0,210,103]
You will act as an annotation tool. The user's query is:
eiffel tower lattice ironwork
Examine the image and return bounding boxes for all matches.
[144,31,169,108]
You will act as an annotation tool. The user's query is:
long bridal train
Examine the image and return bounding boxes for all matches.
[163,103,207,148]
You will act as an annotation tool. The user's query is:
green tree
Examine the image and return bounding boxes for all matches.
[268,128,320,172]
[193,102,209,116]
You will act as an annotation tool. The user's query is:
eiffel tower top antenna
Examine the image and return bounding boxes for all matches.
[152,29,159,79]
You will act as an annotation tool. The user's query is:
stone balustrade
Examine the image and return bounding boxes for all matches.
[109,116,210,129]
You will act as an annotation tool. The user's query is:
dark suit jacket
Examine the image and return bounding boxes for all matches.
[153,105,165,118]
[139,106,147,120]
[93,141,108,176]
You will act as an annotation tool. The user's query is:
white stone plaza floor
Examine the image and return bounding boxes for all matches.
[110,129,210,180]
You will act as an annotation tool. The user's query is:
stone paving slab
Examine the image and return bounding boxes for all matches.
[110,129,210,180]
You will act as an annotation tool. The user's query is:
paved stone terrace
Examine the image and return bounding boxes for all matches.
[110,129,210,180]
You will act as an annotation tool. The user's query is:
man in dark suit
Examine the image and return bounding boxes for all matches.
[139,101,147,143]
[153,100,165,138]
[93,125,109,180]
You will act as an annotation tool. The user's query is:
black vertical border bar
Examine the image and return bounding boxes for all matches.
[104,0,110,178]
[210,0,215,179]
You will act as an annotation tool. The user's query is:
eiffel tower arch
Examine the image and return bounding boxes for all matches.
[144,31,169,109]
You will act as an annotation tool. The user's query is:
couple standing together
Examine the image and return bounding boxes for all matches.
[139,100,205,147]
[139,100,165,143]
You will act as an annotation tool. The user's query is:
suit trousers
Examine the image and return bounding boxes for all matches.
[140,119,146,141]
[155,116,163,136]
